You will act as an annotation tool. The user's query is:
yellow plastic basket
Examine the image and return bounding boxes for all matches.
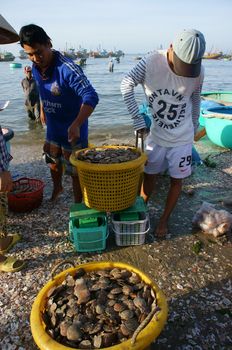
[70,146,147,211]
[30,261,168,350]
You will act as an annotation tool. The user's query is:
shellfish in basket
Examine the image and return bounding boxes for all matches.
[30,261,168,350]
[76,147,141,164]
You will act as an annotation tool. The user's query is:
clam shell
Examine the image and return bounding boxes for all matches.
[66,324,83,341]
[43,267,157,348]
[79,340,92,349]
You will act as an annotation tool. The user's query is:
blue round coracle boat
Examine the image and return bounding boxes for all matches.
[203,106,232,149]
[9,62,22,68]
[200,91,232,127]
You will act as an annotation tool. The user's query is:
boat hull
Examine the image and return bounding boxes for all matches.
[200,91,232,126]
[9,62,22,68]
[204,106,232,149]
[0,51,15,61]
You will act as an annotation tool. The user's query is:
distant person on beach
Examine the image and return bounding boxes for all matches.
[108,59,114,72]
[121,29,206,238]
[0,15,25,272]
[21,65,40,122]
[19,24,99,202]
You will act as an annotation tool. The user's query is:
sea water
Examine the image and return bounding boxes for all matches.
[0,55,232,146]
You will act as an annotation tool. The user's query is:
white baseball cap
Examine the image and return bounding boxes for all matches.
[172,29,206,77]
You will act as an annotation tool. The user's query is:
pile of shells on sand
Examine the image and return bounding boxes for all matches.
[76,147,140,164]
[43,267,158,349]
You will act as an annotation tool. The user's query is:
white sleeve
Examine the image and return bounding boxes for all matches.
[121,58,147,130]
[191,68,204,134]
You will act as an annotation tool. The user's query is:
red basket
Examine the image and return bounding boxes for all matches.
[8,177,45,213]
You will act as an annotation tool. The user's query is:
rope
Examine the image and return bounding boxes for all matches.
[50,260,75,280]
[202,111,232,120]
[131,304,161,346]
[201,96,232,106]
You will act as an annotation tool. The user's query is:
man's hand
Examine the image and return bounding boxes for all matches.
[40,105,46,126]
[137,128,149,137]
[0,171,13,192]
[40,114,46,126]
[68,122,80,144]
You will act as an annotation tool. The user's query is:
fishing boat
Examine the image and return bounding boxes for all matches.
[9,62,22,68]
[90,49,109,58]
[0,51,15,61]
[108,49,124,58]
[203,52,223,60]
[200,91,232,149]
[19,49,27,59]
[63,48,77,60]
[76,48,89,59]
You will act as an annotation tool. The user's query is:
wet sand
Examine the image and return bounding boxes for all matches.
[0,137,232,349]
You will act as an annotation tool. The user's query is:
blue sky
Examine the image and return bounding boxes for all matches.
[1,0,232,55]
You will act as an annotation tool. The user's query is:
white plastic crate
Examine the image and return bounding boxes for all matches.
[112,214,150,246]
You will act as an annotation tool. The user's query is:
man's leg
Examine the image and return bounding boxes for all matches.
[34,103,41,123]
[44,142,63,201]
[156,143,192,237]
[156,177,182,237]
[26,105,35,120]
[62,149,82,203]
[71,175,82,203]
[141,173,158,202]
[50,163,63,201]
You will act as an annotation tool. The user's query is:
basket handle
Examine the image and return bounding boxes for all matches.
[131,304,161,346]
[135,131,144,152]
[50,260,75,280]
[112,215,151,235]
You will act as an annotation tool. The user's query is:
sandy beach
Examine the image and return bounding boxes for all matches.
[0,139,232,350]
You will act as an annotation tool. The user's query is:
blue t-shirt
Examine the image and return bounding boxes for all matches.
[33,51,98,147]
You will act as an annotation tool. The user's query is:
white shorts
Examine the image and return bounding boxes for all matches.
[144,137,192,179]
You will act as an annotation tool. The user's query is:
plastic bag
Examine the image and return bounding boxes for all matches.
[192,201,232,237]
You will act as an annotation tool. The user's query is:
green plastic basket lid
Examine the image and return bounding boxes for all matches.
[79,217,99,228]
[119,212,140,221]
[114,196,147,215]
[70,202,106,218]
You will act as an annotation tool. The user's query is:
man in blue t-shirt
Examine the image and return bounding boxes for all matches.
[19,24,99,202]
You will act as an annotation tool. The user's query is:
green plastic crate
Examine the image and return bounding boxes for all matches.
[70,217,108,252]
[69,202,108,252]
[69,202,106,242]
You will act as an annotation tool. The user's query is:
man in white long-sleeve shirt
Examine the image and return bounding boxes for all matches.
[121,29,206,238]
